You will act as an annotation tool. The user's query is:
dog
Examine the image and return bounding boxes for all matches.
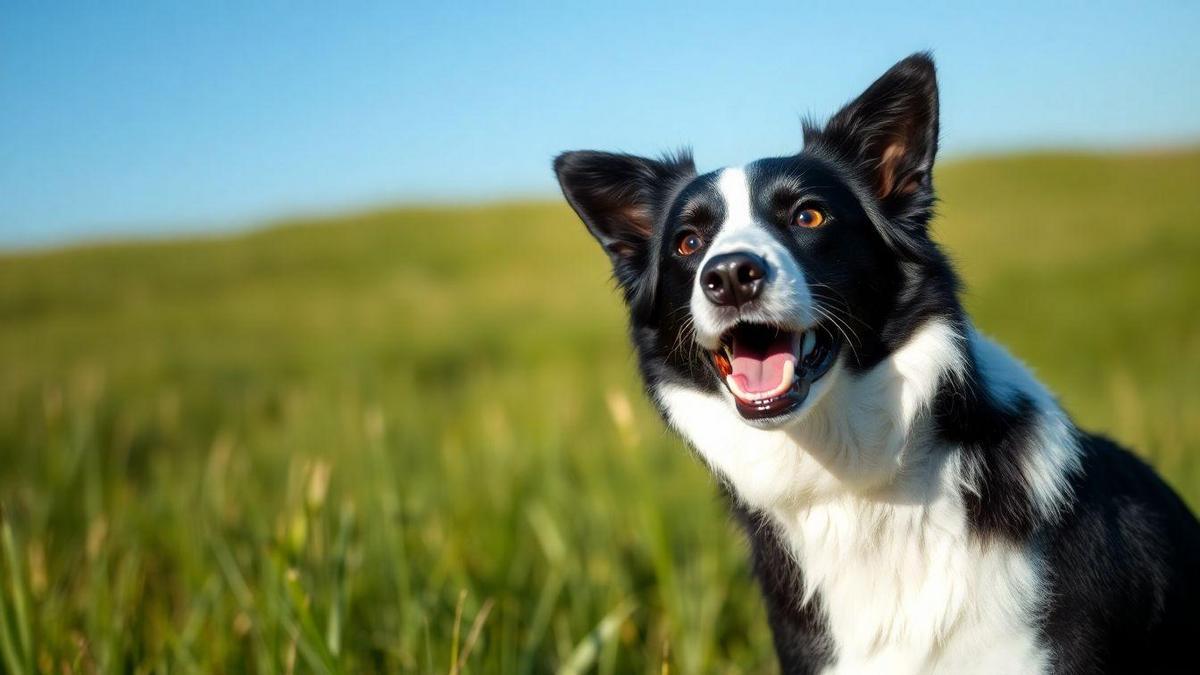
[554,53,1200,674]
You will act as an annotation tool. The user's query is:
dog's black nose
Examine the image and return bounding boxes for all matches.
[701,252,768,308]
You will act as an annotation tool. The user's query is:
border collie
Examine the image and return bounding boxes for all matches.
[554,54,1200,673]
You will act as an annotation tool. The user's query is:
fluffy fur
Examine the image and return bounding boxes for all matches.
[554,53,1200,673]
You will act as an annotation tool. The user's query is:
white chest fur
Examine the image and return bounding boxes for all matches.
[774,461,1047,674]
[655,321,1071,673]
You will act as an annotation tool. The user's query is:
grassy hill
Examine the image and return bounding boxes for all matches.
[1,149,1198,673]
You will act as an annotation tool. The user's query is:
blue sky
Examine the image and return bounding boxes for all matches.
[2,2,1198,247]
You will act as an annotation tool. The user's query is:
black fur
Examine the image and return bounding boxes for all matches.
[1039,435,1200,673]
[555,52,1200,673]
[732,504,834,673]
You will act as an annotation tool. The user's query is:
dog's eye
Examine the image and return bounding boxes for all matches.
[676,231,705,256]
[794,207,826,229]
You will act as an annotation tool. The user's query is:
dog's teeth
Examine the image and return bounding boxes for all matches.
[802,331,816,357]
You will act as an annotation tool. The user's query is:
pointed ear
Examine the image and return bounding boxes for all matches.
[554,150,695,286]
[805,53,939,213]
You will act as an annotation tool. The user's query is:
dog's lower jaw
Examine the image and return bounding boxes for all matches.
[659,319,968,509]
[722,357,842,433]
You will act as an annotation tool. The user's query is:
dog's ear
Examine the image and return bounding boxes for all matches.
[554,150,695,293]
[805,53,939,224]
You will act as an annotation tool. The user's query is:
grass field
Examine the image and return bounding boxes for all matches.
[1,149,1198,674]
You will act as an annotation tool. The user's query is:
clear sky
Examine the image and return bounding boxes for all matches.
[2,1,1198,247]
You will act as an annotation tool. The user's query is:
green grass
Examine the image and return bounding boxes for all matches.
[1,149,1198,674]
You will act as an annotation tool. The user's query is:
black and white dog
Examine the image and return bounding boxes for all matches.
[555,54,1200,673]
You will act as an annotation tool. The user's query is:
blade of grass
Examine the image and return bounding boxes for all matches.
[449,589,466,674]
[0,508,31,675]
[557,601,634,675]
[325,503,354,657]
[449,597,494,675]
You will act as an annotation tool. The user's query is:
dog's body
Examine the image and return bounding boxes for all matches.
[555,54,1200,673]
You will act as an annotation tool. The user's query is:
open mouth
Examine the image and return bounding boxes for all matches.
[710,323,839,421]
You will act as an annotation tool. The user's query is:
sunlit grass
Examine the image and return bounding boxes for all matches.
[1,149,1198,673]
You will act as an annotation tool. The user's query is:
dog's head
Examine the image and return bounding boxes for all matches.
[556,53,960,429]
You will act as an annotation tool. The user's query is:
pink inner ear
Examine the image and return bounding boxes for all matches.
[876,140,908,198]
[895,174,923,196]
[606,241,638,259]
[617,204,653,238]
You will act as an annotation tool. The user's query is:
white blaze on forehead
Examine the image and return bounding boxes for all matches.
[689,165,816,348]
[714,166,755,234]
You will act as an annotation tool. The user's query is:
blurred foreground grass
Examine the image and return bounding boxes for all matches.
[1,149,1198,674]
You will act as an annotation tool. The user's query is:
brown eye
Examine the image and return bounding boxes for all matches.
[794,207,825,229]
[676,231,704,256]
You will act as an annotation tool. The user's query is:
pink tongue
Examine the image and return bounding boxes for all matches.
[730,333,796,394]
